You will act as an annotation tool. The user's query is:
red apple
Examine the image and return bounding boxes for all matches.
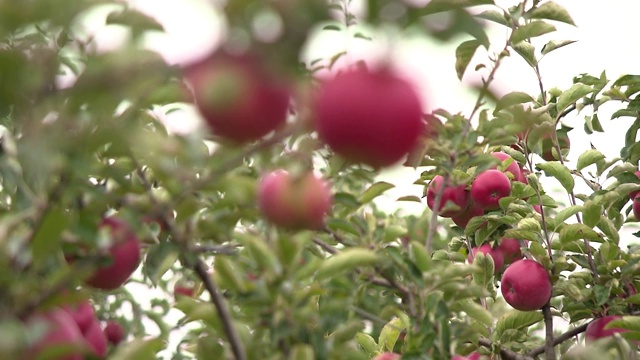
[501,259,552,311]
[498,238,525,265]
[541,132,570,161]
[533,204,542,214]
[471,170,512,210]
[84,217,141,290]
[373,352,401,360]
[103,320,126,346]
[628,171,640,199]
[258,171,332,229]
[452,352,480,360]
[83,319,107,357]
[25,309,85,360]
[585,315,627,342]
[174,285,195,299]
[490,152,521,180]
[63,300,95,334]
[426,175,470,218]
[633,192,640,220]
[314,65,423,168]
[468,244,504,274]
[516,167,530,184]
[183,51,291,143]
[451,204,484,229]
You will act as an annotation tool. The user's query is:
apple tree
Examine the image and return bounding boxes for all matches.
[3,0,640,359]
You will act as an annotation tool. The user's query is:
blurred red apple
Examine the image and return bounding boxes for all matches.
[258,170,332,230]
[426,175,470,218]
[103,320,126,346]
[501,259,552,311]
[84,217,141,290]
[498,238,525,265]
[314,65,423,168]
[82,320,107,357]
[628,171,640,199]
[184,51,291,143]
[63,300,95,334]
[585,315,627,342]
[468,244,504,274]
[25,309,85,360]
[451,204,484,229]
[541,131,570,161]
[373,352,401,360]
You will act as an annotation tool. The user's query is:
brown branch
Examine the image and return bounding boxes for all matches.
[132,158,247,360]
[478,338,532,360]
[528,322,590,357]
[191,244,239,255]
[193,258,247,360]
[542,304,556,360]
[425,172,448,253]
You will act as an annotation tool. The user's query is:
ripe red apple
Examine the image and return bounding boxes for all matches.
[63,300,95,334]
[452,352,480,360]
[183,51,291,143]
[83,319,107,357]
[451,204,484,229]
[532,204,542,214]
[174,284,196,299]
[585,315,627,342]
[501,259,552,311]
[314,65,423,168]
[25,309,85,360]
[426,175,470,218]
[84,217,141,290]
[628,171,640,199]
[498,238,525,265]
[516,167,530,184]
[103,320,126,346]
[633,192,640,220]
[490,152,521,180]
[258,171,332,229]
[373,352,401,360]
[468,244,504,274]
[471,170,512,210]
[541,131,570,161]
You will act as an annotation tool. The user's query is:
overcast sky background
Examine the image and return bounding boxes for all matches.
[75,0,640,356]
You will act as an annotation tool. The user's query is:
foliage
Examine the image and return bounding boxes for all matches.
[1,0,640,360]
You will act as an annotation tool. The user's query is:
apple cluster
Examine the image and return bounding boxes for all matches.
[426,151,552,311]
[25,300,125,359]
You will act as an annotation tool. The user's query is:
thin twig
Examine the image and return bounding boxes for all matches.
[425,172,449,253]
[191,244,239,255]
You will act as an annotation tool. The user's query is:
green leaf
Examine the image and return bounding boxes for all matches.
[541,39,577,55]
[559,223,602,244]
[356,333,378,356]
[582,201,603,228]
[452,300,494,327]
[315,248,380,280]
[511,21,556,44]
[358,181,394,204]
[476,10,509,26]
[551,205,584,227]
[613,75,640,87]
[606,316,640,332]
[396,195,422,202]
[322,24,341,31]
[494,91,534,113]
[556,83,594,115]
[576,149,606,171]
[31,207,69,264]
[527,2,576,25]
[142,242,180,287]
[455,40,481,80]
[512,41,537,67]
[378,317,406,352]
[109,338,165,360]
[494,311,544,339]
[419,0,495,16]
[472,253,494,288]
[536,162,574,193]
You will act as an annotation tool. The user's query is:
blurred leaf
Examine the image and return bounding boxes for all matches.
[419,0,495,16]
[142,242,180,286]
[556,84,594,115]
[494,91,534,113]
[511,21,556,44]
[476,10,508,26]
[576,149,605,171]
[452,300,493,327]
[315,248,379,280]
[379,317,406,352]
[527,2,576,26]
[31,207,69,265]
[358,181,394,204]
[109,338,165,360]
[455,40,481,80]
[541,39,577,55]
[512,41,537,67]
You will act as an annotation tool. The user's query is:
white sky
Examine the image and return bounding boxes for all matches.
[77,0,640,356]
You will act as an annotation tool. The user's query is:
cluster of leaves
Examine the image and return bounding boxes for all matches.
[2,0,640,360]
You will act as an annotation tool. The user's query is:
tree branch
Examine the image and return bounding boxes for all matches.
[542,304,556,360]
[478,338,532,360]
[528,322,590,357]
